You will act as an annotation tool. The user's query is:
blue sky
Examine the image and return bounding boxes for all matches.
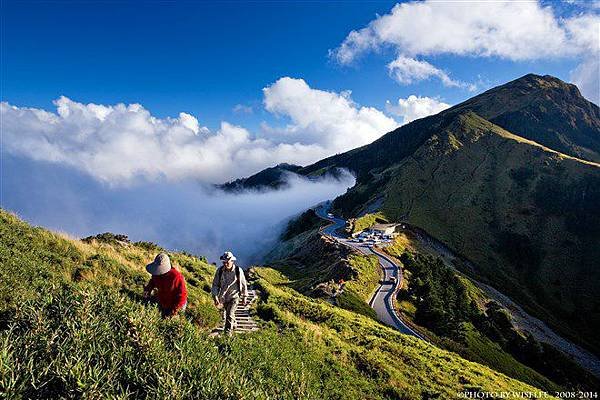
[3,1,395,128]
[1,0,598,259]
[2,0,594,133]
[1,0,598,186]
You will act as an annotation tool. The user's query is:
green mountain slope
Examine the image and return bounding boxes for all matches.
[336,111,600,354]
[380,234,598,391]
[0,209,554,398]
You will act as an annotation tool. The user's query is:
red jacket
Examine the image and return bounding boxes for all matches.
[145,268,187,314]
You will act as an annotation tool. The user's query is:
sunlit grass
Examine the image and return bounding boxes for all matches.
[0,208,554,399]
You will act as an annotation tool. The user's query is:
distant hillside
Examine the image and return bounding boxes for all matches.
[220,162,351,192]
[220,163,303,192]
[0,209,549,398]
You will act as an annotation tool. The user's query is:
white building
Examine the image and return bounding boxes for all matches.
[369,223,398,236]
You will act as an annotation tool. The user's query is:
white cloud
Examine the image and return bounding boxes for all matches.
[263,77,397,151]
[570,57,599,104]
[387,56,463,88]
[178,112,206,134]
[2,151,356,264]
[331,0,599,90]
[1,78,398,185]
[386,95,450,124]
[566,14,600,104]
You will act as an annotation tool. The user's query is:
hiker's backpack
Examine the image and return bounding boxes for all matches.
[217,265,242,292]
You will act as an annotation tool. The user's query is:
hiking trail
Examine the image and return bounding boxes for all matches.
[215,287,259,333]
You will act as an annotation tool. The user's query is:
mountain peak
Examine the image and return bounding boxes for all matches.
[448,73,600,162]
[499,73,582,96]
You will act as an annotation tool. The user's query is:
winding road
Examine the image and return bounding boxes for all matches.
[315,203,424,339]
[315,204,600,377]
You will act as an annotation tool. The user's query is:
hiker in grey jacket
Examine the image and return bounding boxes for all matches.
[211,251,248,335]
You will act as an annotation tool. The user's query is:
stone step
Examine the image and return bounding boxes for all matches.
[213,286,260,334]
[215,327,259,332]
[217,322,257,326]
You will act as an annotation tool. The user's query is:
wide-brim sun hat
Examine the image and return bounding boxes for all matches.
[220,251,237,261]
[146,252,172,276]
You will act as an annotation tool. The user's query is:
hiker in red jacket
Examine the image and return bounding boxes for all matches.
[144,252,188,317]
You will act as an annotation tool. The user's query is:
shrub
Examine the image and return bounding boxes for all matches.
[82,232,130,244]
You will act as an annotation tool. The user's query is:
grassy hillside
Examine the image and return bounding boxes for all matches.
[384,243,598,391]
[1,209,555,398]
[252,270,552,398]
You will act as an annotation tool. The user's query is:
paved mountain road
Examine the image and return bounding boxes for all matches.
[315,204,424,339]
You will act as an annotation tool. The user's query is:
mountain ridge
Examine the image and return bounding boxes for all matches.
[230,73,599,191]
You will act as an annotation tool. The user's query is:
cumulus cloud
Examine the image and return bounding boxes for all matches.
[1,78,398,185]
[386,95,450,124]
[263,77,397,151]
[387,56,467,88]
[331,0,599,93]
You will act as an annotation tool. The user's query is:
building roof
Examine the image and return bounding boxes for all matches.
[371,223,398,230]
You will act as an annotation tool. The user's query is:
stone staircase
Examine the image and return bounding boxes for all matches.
[215,288,259,334]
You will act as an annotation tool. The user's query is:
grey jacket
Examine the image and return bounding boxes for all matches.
[211,265,248,303]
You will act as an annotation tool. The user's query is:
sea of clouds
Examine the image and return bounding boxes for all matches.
[1,153,355,265]
[1,78,395,263]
